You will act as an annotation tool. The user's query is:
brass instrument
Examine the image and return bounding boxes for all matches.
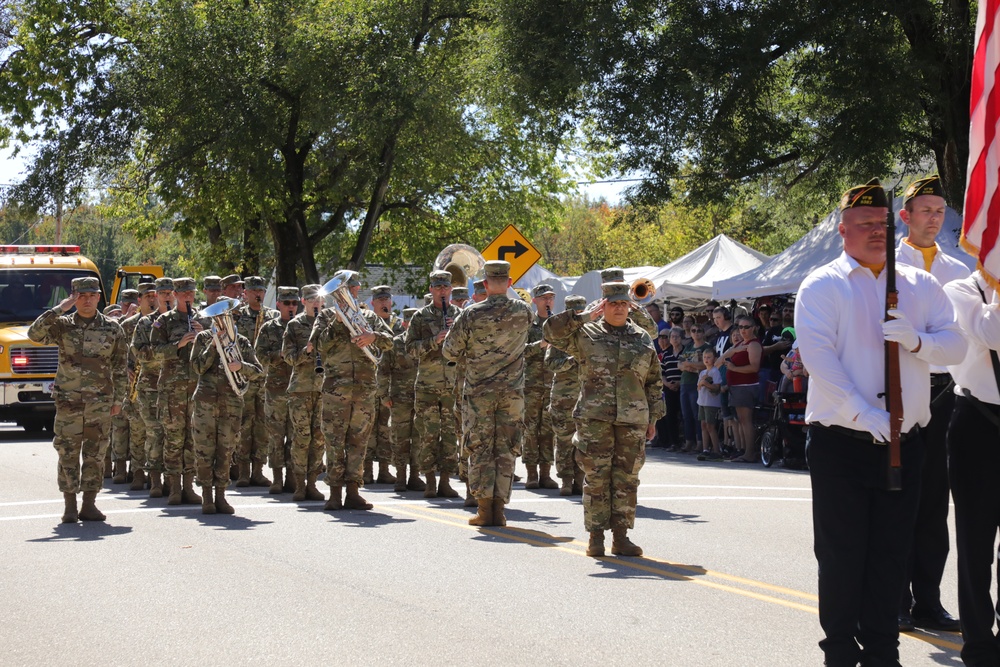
[630,277,656,305]
[434,244,486,288]
[196,298,250,396]
[319,270,381,364]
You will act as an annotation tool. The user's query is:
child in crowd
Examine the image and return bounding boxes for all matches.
[696,348,723,461]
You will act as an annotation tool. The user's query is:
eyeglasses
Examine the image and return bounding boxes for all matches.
[280,300,298,306]
[691,328,704,333]
[769,317,780,322]
[738,325,754,330]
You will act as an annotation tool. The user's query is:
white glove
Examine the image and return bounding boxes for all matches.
[855,406,891,442]
[882,309,921,352]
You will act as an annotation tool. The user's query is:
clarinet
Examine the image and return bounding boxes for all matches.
[313,305,324,374]
[442,295,456,366]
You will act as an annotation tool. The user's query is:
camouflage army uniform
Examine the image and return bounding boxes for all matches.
[131,312,166,476]
[28,308,127,493]
[191,330,262,488]
[545,342,583,488]
[255,316,293,472]
[386,334,418,481]
[523,314,555,468]
[544,308,664,534]
[282,310,325,486]
[404,301,463,478]
[112,311,146,477]
[233,302,279,473]
[368,315,403,473]
[150,308,210,479]
[442,294,532,505]
[310,307,394,490]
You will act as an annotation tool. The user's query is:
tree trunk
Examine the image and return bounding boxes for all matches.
[268,216,302,287]
[348,134,398,271]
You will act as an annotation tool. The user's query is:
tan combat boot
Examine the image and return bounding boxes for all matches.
[292,471,307,501]
[61,492,79,523]
[572,470,585,496]
[468,498,493,526]
[112,459,128,484]
[235,462,250,487]
[587,530,605,557]
[104,451,113,479]
[375,462,396,485]
[149,471,163,498]
[166,475,182,505]
[201,486,216,514]
[611,527,643,557]
[214,486,234,514]
[249,462,271,487]
[525,464,539,489]
[305,473,325,501]
[406,466,426,492]
[181,474,202,505]
[559,477,573,496]
[464,482,477,507]
[79,491,106,522]
[492,497,507,526]
[394,464,408,492]
[343,482,373,510]
[363,460,374,485]
[538,464,559,489]
[437,474,459,499]
[269,467,284,494]
[129,468,146,492]
[423,472,437,499]
[324,486,343,511]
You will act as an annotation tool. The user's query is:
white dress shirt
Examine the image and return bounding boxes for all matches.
[796,251,966,432]
[944,272,1000,405]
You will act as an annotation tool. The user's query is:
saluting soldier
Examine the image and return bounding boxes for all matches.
[28,276,127,523]
[311,271,395,510]
[367,285,402,485]
[523,283,558,489]
[150,277,209,506]
[233,275,278,487]
[598,267,658,338]
[131,277,174,497]
[545,282,664,558]
[191,302,264,514]
[442,260,533,526]
[387,307,423,493]
[255,287,299,494]
[404,270,463,498]
[280,284,326,503]
[110,288,142,484]
[545,294,587,496]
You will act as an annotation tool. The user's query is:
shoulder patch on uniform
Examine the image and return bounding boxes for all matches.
[152,320,162,328]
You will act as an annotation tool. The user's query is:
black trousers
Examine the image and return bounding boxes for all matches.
[807,425,924,667]
[948,395,1000,666]
[656,388,681,447]
[900,384,955,614]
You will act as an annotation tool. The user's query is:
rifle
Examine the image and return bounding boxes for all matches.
[884,185,903,491]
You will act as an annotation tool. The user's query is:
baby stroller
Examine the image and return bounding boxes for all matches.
[757,389,808,469]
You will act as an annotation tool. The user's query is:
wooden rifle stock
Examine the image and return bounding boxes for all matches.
[884,189,903,491]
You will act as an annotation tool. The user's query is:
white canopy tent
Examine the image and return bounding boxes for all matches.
[646,234,770,308]
[513,263,577,310]
[712,201,975,301]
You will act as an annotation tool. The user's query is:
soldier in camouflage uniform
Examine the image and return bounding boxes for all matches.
[471,279,487,304]
[311,271,395,510]
[523,283,558,490]
[131,277,174,497]
[596,268,658,338]
[367,285,402,485]
[202,275,223,307]
[442,260,532,526]
[450,287,475,507]
[150,277,209,506]
[221,274,243,301]
[404,270,463,499]
[255,287,299,494]
[545,295,587,496]
[233,275,279,487]
[544,281,664,557]
[110,289,142,484]
[191,304,264,514]
[281,284,326,503]
[451,286,469,309]
[386,307,424,493]
[28,277,127,523]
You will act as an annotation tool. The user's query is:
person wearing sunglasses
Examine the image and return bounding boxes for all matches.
[718,316,762,462]
[759,309,791,404]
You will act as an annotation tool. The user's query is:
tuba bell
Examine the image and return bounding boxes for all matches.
[434,243,486,289]
[630,277,656,305]
[319,270,381,364]
[196,297,250,396]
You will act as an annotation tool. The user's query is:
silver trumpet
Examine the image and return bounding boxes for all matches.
[196,297,250,396]
[319,270,380,364]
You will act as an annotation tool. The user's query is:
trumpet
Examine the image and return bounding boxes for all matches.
[196,298,250,396]
[630,278,656,305]
[319,270,380,364]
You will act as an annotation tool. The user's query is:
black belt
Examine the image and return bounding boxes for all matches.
[818,423,919,444]
[930,373,952,388]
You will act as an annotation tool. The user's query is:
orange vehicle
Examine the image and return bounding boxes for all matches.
[0,245,161,432]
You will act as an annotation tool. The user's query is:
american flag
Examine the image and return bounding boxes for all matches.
[962,0,1000,287]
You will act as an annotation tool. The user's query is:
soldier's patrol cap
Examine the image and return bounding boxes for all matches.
[371,285,393,299]
[137,282,156,296]
[203,275,223,290]
[473,279,486,295]
[532,283,555,298]
[220,274,243,288]
[429,270,452,288]
[600,267,625,284]
[173,277,196,292]
[276,286,299,301]
[119,289,140,305]
[300,284,322,300]
[602,281,631,302]
[403,307,418,321]
[154,277,175,292]
[903,175,946,204]
[103,305,122,316]
[244,276,266,291]
[565,295,587,312]
[484,260,510,278]
[451,287,469,300]
[840,178,889,210]
[424,293,433,306]
[71,276,101,293]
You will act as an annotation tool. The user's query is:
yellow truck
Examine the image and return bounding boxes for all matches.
[0,245,161,432]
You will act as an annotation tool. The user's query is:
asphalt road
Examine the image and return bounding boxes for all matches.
[0,423,963,666]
